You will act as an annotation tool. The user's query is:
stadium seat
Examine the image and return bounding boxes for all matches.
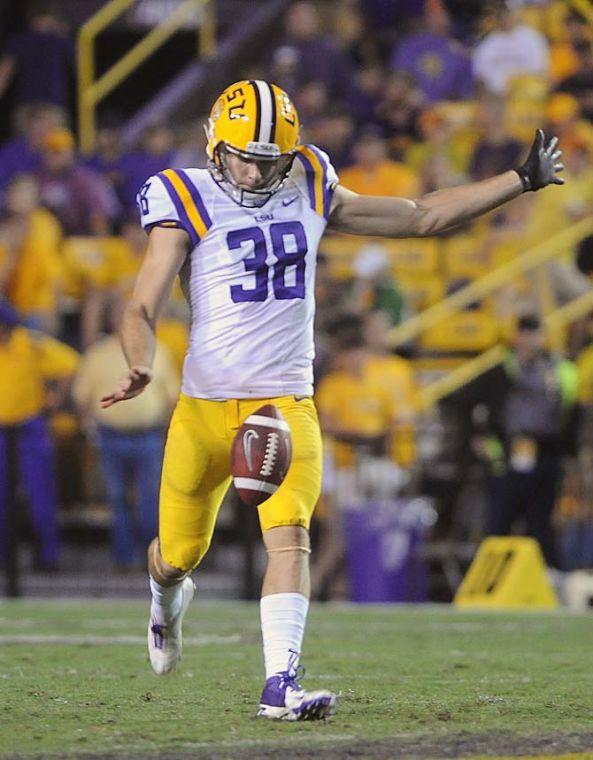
[395,273,445,311]
[320,235,441,277]
[420,309,501,353]
[387,237,441,275]
[442,230,492,279]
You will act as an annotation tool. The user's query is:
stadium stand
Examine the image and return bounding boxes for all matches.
[1,0,593,604]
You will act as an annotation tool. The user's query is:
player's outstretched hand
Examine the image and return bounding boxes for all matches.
[100,365,154,408]
[515,129,565,192]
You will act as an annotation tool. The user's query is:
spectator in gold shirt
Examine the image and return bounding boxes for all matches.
[316,313,408,508]
[0,301,79,569]
[313,314,407,598]
[0,174,63,333]
[73,296,179,569]
[363,308,418,468]
[339,128,420,199]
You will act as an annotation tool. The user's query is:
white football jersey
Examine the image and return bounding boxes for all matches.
[138,145,338,400]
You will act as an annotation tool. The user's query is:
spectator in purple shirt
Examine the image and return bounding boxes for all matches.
[557,41,593,124]
[36,128,119,236]
[84,121,124,192]
[347,64,385,129]
[305,107,356,171]
[469,94,522,182]
[375,71,424,143]
[390,5,473,104]
[0,4,74,109]
[294,81,329,129]
[366,0,424,30]
[117,124,174,213]
[269,1,353,101]
[331,2,380,69]
[0,102,65,193]
[365,0,425,58]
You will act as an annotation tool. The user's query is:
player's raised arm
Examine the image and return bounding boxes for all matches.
[328,129,564,239]
[100,226,188,408]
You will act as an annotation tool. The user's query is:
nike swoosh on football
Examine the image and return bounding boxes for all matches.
[282,196,299,206]
[243,429,259,472]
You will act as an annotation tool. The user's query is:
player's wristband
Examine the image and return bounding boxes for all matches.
[514,167,532,193]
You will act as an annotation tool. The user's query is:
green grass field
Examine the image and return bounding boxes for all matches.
[1,600,593,759]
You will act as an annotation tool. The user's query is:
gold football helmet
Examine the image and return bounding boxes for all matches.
[205,80,300,207]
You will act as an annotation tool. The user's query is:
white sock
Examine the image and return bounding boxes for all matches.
[149,575,184,622]
[260,592,309,679]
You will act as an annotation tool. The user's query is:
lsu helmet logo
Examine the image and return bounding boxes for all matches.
[278,91,296,126]
[205,80,300,208]
[210,96,225,123]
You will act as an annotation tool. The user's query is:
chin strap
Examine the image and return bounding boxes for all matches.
[265,546,312,554]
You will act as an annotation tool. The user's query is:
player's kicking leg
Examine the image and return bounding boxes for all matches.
[147,538,194,674]
[257,525,336,721]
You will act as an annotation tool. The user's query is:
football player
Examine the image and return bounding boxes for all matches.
[101,80,564,721]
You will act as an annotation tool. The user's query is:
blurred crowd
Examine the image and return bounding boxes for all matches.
[2,0,593,598]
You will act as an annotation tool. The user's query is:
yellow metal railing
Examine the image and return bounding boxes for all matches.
[395,216,593,409]
[417,288,593,410]
[388,216,593,349]
[546,288,593,334]
[77,0,216,154]
[534,262,563,353]
[417,345,507,410]
[569,0,593,24]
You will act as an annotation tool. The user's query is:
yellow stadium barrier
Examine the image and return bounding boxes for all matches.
[454,537,558,609]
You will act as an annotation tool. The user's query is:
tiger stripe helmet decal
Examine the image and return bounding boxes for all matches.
[206,80,299,159]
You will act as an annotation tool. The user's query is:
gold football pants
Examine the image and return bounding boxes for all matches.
[159,393,322,571]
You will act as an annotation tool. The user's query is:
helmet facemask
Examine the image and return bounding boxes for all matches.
[208,142,295,208]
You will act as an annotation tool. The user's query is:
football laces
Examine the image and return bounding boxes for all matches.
[260,432,279,477]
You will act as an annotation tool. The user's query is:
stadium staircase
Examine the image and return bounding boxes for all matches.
[77,0,292,154]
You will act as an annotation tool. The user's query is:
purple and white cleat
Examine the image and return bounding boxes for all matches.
[257,655,336,721]
[147,576,194,675]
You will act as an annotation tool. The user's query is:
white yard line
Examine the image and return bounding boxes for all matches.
[0,633,241,646]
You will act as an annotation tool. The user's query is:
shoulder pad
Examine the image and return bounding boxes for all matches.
[137,170,213,246]
[293,145,339,219]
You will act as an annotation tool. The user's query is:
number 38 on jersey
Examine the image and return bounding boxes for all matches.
[135,143,338,398]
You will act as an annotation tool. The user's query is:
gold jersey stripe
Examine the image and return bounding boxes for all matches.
[298,146,325,217]
[161,169,210,241]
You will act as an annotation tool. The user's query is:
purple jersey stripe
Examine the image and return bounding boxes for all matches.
[295,152,317,214]
[175,169,213,229]
[308,144,334,219]
[156,172,200,246]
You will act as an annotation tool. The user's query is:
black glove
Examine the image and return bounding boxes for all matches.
[515,129,565,192]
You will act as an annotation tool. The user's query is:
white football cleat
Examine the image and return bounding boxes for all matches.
[257,670,337,721]
[147,576,194,675]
